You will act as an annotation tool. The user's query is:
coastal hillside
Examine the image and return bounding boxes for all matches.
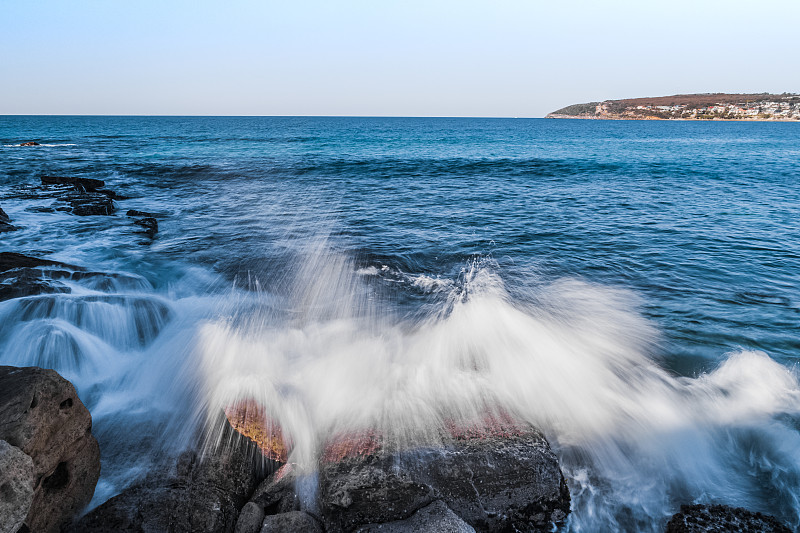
[547,93,800,120]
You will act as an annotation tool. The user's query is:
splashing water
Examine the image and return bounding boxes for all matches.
[188,248,800,532]
[0,240,798,530]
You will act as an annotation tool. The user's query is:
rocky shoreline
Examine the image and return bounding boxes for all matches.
[0,351,793,532]
[0,168,796,532]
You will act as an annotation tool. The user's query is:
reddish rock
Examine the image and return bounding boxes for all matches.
[224,400,290,463]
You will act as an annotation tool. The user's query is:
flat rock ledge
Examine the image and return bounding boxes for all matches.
[665,504,792,533]
[0,366,100,533]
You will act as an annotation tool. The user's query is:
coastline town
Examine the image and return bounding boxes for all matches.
[547,93,800,120]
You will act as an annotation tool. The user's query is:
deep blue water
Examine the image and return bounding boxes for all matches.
[2,116,799,531]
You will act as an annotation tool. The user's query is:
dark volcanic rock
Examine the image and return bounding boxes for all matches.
[234,502,265,533]
[0,366,101,533]
[64,192,115,216]
[407,430,569,532]
[260,511,323,533]
[70,414,271,533]
[97,189,130,200]
[0,207,19,232]
[248,464,302,515]
[127,209,155,218]
[665,504,792,533]
[317,426,569,533]
[0,252,81,272]
[0,268,71,302]
[0,439,35,533]
[41,175,105,192]
[319,455,436,531]
[19,141,40,146]
[133,217,158,236]
[356,500,475,533]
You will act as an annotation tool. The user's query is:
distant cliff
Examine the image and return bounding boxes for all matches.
[546,93,800,121]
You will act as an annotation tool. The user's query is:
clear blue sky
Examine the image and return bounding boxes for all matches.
[2,0,798,117]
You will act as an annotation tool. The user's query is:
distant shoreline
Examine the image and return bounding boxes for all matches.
[545,114,800,122]
[547,93,800,121]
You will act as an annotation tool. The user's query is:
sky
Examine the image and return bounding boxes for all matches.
[2,0,799,117]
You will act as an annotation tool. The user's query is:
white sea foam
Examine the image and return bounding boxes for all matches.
[1,244,798,529]
[191,249,800,531]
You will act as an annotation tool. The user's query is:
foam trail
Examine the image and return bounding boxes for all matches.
[193,248,800,531]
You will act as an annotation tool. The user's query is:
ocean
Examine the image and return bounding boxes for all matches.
[2,116,799,531]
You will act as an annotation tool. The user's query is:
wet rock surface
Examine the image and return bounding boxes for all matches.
[356,500,475,533]
[70,415,270,533]
[260,511,324,533]
[133,217,159,236]
[0,252,81,273]
[0,252,154,302]
[0,439,35,533]
[318,427,569,533]
[0,206,18,232]
[665,504,792,533]
[41,175,106,192]
[0,366,100,533]
[19,141,40,146]
[235,420,569,533]
[234,502,265,533]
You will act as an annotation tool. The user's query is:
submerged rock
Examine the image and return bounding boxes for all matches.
[133,217,158,236]
[0,366,100,533]
[0,439,35,533]
[0,252,81,272]
[70,413,272,533]
[66,192,115,216]
[0,268,71,302]
[41,175,105,192]
[0,253,83,302]
[665,504,792,533]
[0,207,19,232]
[126,209,155,218]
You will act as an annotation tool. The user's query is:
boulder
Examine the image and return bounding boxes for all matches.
[41,176,105,192]
[356,500,475,533]
[19,141,40,147]
[133,217,158,237]
[248,464,302,515]
[665,504,791,533]
[0,440,35,533]
[234,502,265,533]
[260,511,323,533]
[70,413,272,533]
[317,424,569,533]
[0,366,100,533]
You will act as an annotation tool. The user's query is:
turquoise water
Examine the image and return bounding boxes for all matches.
[2,117,799,530]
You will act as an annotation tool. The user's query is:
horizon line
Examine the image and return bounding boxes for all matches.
[1,114,544,119]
